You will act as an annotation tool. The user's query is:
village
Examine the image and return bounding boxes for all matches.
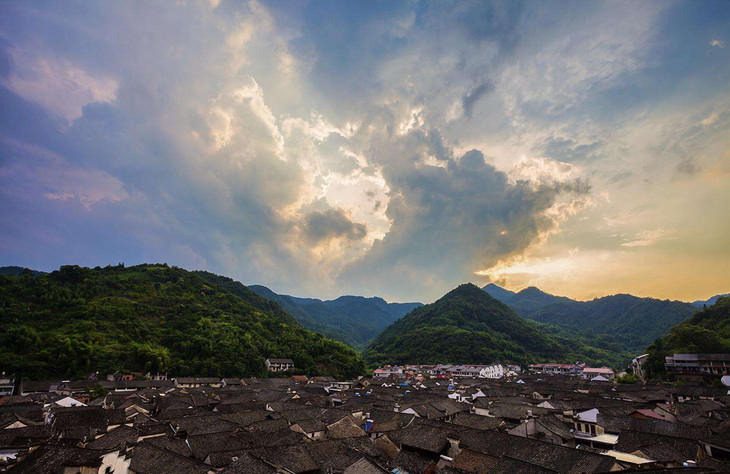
[2,354,730,472]
[372,363,616,382]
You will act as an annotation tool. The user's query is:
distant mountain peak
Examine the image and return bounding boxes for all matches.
[447,282,484,296]
[246,284,421,348]
[365,282,565,366]
[692,293,730,308]
[0,266,45,277]
[518,286,548,296]
[481,282,517,302]
[331,295,387,305]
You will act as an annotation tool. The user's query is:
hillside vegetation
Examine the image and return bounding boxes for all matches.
[644,296,730,378]
[248,285,421,349]
[483,284,697,354]
[0,264,364,380]
[365,283,629,367]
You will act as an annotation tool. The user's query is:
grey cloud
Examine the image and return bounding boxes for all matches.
[538,136,603,163]
[0,4,316,291]
[451,1,523,54]
[302,208,367,244]
[607,171,634,184]
[0,40,13,80]
[675,156,699,176]
[340,135,590,298]
[7,0,696,303]
[462,82,493,119]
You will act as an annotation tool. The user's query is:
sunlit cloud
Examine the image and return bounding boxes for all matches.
[621,228,676,248]
[2,50,117,120]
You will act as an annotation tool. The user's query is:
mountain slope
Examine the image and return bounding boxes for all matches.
[693,293,730,308]
[364,283,624,367]
[0,266,45,277]
[483,284,697,353]
[644,296,730,378]
[0,264,364,380]
[247,285,421,348]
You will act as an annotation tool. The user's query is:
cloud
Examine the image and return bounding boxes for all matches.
[621,228,675,248]
[2,46,117,120]
[301,207,367,244]
[461,82,492,119]
[710,39,725,48]
[1,0,729,302]
[537,136,603,163]
[340,140,591,297]
[675,156,699,176]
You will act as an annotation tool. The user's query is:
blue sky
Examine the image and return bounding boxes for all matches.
[1,0,729,302]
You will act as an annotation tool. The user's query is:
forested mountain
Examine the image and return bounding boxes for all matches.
[692,293,730,308]
[483,284,697,353]
[0,264,364,380]
[248,285,421,349]
[0,266,45,277]
[364,283,628,367]
[643,297,730,378]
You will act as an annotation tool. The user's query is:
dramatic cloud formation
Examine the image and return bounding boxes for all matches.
[0,1,729,302]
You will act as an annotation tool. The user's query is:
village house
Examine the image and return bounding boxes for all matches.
[106,371,134,382]
[529,363,584,375]
[447,364,504,379]
[582,367,615,380]
[665,353,730,377]
[0,372,15,396]
[631,354,649,380]
[373,365,404,378]
[265,358,295,372]
[572,408,619,450]
[173,377,222,388]
[5,367,730,472]
[18,381,60,396]
[144,372,168,381]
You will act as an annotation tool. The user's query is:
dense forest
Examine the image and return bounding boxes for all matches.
[0,264,364,380]
[644,296,730,378]
[483,283,697,355]
[248,285,421,349]
[364,283,629,368]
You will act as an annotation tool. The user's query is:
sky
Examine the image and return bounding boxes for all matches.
[0,0,729,303]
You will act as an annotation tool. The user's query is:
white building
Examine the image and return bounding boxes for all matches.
[265,358,295,372]
[582,367,615,380]
[630,354,649,380]
[0,372,14,396]
[447,364,504,379]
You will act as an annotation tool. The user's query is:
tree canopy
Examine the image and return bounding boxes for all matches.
[0,264,364,380]
[644,296,730,379]
[364,283,628,368]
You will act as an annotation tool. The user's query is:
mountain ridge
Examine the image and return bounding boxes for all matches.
[693,293,730,308]
[482,283,699,354]
[247,284,421,349]
[644,296,730,378]
[0,264,364,380]
[364,283,626,367]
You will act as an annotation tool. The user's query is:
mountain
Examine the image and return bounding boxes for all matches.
[482,284,697,354]
[693,293,730,308]
[482,283,516,301]
[0,264,364,380]
[644,296,730,378]
[248,285,421,349]
[364,283,626,367]
[0,266,45,277]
